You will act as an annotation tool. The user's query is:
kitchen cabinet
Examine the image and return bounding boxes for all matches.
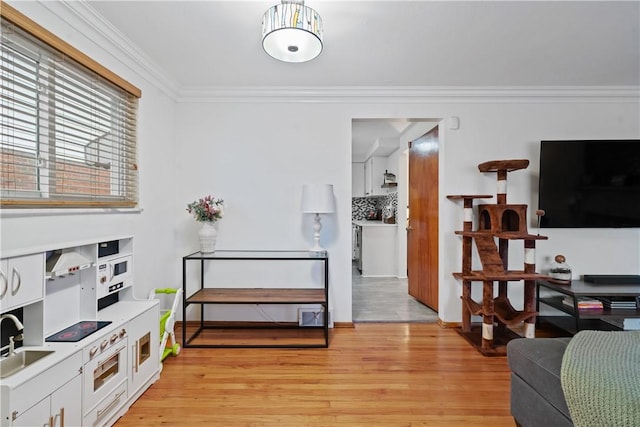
[4,351,82,427]
[128,304,160,398]
[356,225,363,271]
[352,162,365,197]
[10,395,49,427]
[352,224,361,261]
[0,254,44,313]
[49,375,82,427]
[0,236,159,427]
[12,374,81,427]
[364,156,388,197]
[353,221,397,277]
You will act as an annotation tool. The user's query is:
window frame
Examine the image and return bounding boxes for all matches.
[1,2,141,209]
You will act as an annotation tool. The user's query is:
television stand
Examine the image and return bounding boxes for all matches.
[582,275,640,285]
[537,279,640,334]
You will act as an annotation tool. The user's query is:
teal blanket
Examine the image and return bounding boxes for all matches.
[561,330,640,427]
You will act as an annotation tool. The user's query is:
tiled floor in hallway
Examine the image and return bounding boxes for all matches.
[352,264,439,322]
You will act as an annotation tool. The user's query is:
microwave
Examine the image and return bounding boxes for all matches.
[97,255,132,298]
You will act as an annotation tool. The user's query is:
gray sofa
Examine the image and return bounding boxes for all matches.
[507,337,573,427]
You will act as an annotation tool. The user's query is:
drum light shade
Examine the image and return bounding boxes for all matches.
[301,184,335,214]
[262,1,323,63]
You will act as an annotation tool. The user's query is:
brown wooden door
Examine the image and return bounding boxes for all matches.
[407,126,439,311]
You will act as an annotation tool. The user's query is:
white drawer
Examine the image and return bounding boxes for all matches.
[82,380,127,427]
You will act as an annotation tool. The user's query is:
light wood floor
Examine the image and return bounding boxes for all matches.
[114,323,518,426]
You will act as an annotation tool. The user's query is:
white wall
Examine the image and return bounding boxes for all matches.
[439,101,640,315]
[2,2,639,327]
[173,102,352,321]
[175,97,639,323]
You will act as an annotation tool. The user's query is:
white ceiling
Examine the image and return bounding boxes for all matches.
[351,118,434,161]
[86,0,640,160]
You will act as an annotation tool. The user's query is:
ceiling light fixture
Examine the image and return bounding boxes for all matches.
[262,0,323,63]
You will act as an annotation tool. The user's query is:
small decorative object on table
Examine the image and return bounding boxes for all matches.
[549,254,572,284]
[186,195,224,253]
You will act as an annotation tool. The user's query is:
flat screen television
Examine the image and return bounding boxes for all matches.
[538,139,640,228]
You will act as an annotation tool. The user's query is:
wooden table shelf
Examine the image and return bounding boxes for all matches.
[186,288,326,304]
[182,250,329,348]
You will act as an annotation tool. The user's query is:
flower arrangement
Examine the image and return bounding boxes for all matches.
[186,195,224,222]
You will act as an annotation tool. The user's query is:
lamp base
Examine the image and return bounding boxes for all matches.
[309,213,325,252]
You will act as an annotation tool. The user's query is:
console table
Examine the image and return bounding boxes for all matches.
[182,250,329,348]
[537,279,640,334]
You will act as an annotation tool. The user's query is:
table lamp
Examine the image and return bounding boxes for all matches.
[301,184,335,252]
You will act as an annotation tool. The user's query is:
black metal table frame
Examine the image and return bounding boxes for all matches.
[536,279,640,334]
[182,250,329,348]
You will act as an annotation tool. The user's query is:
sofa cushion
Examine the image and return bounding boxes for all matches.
[507,337,572,420]
[510,373,573,427]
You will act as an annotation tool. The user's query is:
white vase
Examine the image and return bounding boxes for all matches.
[198,222,218,253]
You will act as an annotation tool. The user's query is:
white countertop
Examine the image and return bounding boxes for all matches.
[0,299,157,389]
[352,220,397,227]
[0,341,81,389]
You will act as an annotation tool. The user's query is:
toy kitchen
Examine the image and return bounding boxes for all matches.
[0,236,159,427]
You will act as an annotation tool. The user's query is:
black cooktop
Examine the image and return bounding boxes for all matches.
[46,321,112,342]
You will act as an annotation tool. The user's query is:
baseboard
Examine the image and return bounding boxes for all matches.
[437,319,461,328]
[334,321,355,328]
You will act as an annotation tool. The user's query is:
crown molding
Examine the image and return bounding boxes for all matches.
[177,85,640,104]
[10,2,638,105]
[38,0,181,101]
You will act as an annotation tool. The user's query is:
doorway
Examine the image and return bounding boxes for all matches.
[351,119,441,322]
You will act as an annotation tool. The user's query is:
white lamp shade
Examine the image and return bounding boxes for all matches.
[301,184,335,213]
[262,1,323,63]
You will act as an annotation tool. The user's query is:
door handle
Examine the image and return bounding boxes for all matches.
[11,267,21,295]
[54,407,64,427]
[96,389,125,418]
[0,269,7,299]
[133,342,139,373]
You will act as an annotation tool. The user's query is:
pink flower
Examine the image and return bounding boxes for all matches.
[186,195,224,222]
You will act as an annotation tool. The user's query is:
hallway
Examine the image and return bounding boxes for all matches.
[352,264,439,322]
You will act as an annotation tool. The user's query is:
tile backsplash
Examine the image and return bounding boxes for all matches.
[352,192,398,221]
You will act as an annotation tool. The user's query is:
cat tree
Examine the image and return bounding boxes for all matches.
[448,159,548,356]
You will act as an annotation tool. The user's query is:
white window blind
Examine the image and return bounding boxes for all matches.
[1,16,139,208]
